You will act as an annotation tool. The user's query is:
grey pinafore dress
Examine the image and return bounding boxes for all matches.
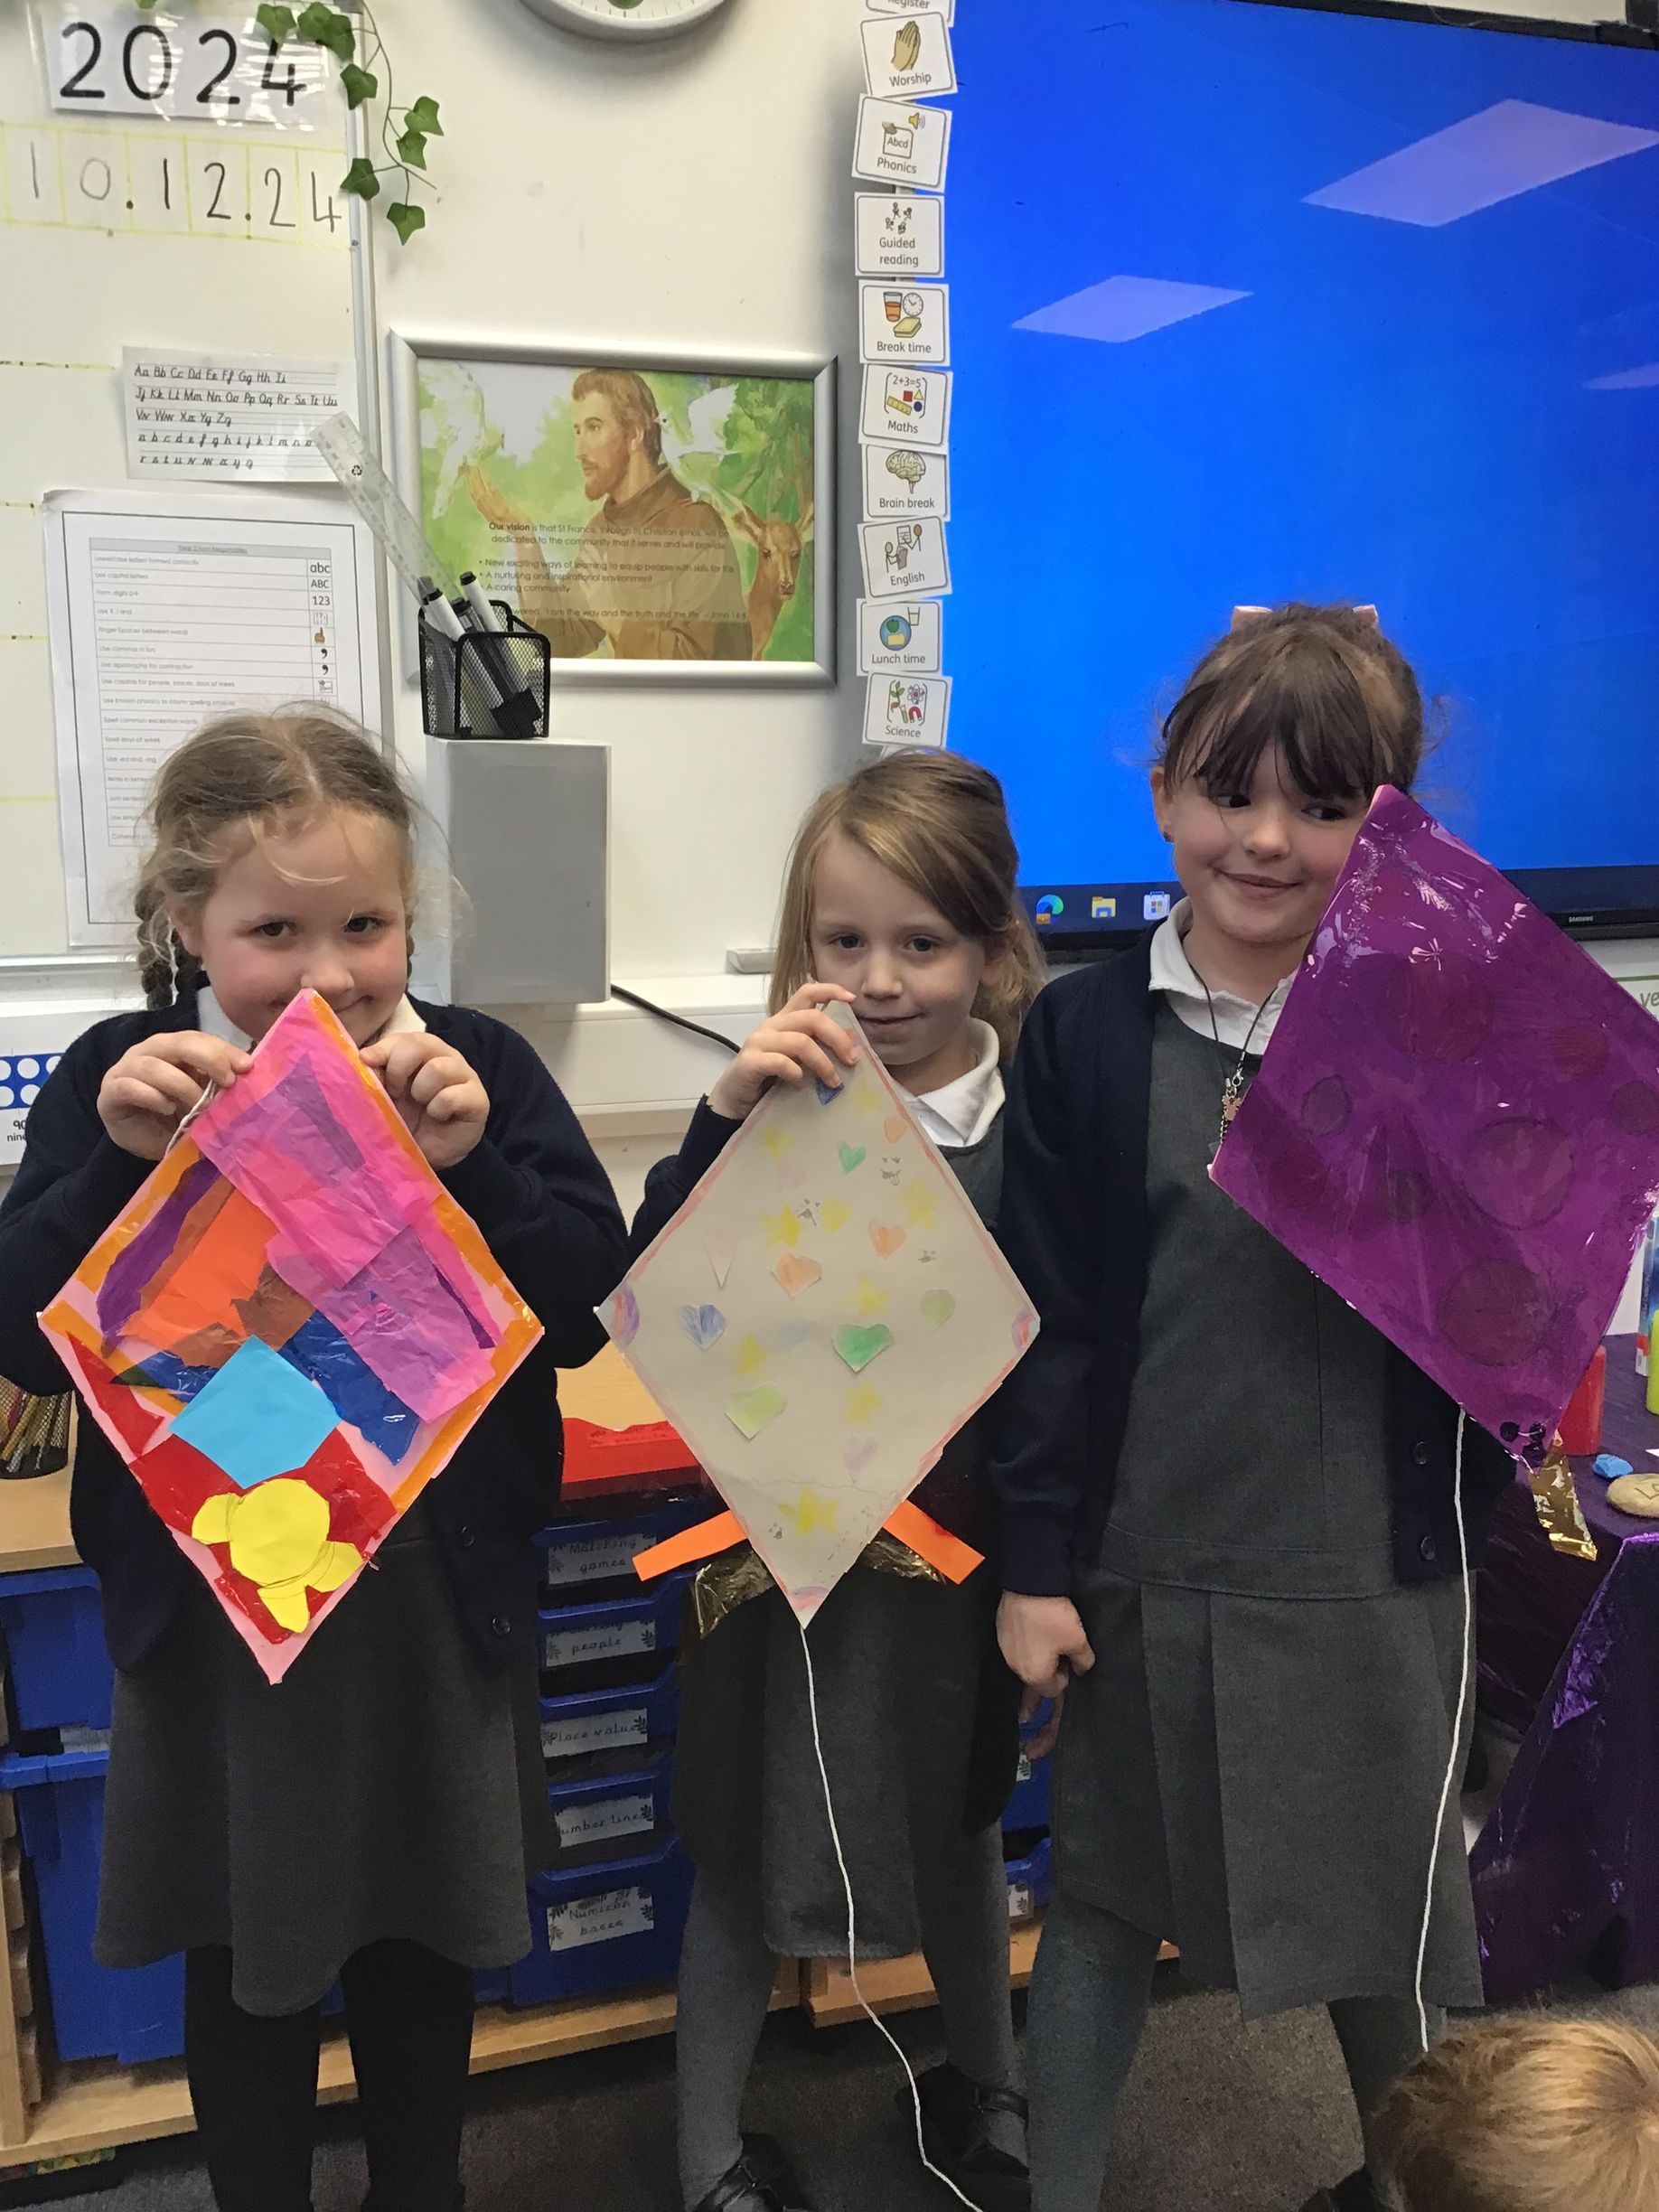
[671,1120,1022,1959]
[95,1495,554,2016]
[1054,1009,1482,2018]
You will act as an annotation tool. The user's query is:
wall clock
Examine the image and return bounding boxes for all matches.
[520,0,734,40]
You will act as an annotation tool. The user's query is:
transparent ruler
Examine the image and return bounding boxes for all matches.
[312,411,454,601]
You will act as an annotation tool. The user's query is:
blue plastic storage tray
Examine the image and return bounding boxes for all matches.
[1002,1746,1052,1832]
[510,1834,694,2007]
[0,1745,182,2064]
[539,1570,691,1683]
[0,1569,112,1735]
[1005,1833,1053,1925]
[539,1664,680,1769]
[546,1748,674,1863]
[536,1497,705,1597]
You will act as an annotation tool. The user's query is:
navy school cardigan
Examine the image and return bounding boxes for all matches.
[0,993,629,1673]
[989,935,1516,1598]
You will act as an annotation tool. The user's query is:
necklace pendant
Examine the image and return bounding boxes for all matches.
[1221,1080,1242,1125]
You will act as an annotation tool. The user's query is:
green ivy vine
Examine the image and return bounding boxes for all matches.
[257,5,440,242]
[133,0,441,243]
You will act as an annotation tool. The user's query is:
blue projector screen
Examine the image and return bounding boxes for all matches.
[945,0,1659,942]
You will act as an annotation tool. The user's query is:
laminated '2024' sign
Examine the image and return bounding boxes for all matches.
[42,993,540,1682]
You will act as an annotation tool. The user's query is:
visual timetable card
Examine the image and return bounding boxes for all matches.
[858,598,943,676]
[855,192,945,279]
[859,517,951,601]
[863,441,950,520]
[858,281,951,369]
[859,365,951,450]
[853,97,951,192]
[860,10,957,100]
[864,672,951,751]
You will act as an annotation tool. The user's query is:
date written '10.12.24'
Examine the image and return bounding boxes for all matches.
[46,9,334,129]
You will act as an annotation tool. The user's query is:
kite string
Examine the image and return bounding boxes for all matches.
[1415,1407,1471,2053]
[163,1079,219,1158]
[797,1614,987,2211]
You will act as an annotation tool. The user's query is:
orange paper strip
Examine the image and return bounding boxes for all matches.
[633,1509,745,1580]
[884,1499,983,1584]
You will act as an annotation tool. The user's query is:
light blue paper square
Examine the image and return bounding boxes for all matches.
[171,1337,338,1490]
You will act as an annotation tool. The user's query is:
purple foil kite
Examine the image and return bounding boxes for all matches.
[1213,789,1659,1461]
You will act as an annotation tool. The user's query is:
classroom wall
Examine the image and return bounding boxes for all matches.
[0,0,1645,1155]
[373,0,1632,995]
[372,0,870,997]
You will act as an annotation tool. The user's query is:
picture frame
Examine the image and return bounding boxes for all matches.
[389,333,835,686]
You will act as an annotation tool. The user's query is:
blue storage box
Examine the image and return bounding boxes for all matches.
[509,1834,694,2007]
[1005,1834,1053,1925]
[1003,1746,1051,1832]
[536,1497,705,1598]
[0,1569,112,1735]
[539,1664,680,1770]
[0,1745,183,2063]
[546,1748,673,1864]
[539,1571,691,1685]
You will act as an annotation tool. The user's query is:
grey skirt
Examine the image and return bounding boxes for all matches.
[671,1561,1020,1959]
[1054,1567,1483,2019]
[96,1504,554,2016]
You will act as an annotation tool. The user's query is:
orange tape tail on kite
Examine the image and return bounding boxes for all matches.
[633,1510,745,1579]
[883,1499,982,1583]
[631,1501,983,1585]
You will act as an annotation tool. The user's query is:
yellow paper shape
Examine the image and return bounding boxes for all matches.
[903,1180,938,1229]
[845,1383,882,1425]
[761,1206,801,1250]
[782,1488,839,1536]
[848,1275,889,1319]
[732,1334,768,1378]
[260,1579,313,1632]
[190,1478,365,1633]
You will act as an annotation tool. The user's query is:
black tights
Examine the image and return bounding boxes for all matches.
[184,1940,474,2212]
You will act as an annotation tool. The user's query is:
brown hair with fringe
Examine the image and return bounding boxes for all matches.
[1374,2017,1659,2212]
[1159,601,1425,801]
[769,749,1045,1060]
[572,369,665,470]
[133,708,418,1010]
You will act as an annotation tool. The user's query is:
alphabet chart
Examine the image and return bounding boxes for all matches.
[124,350,349,479]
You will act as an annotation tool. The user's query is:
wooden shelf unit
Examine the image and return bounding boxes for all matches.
[1,1967,801,2165]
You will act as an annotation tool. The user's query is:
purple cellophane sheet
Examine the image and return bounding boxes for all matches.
[1472,1530,1659,2001]
[1212,789,1659,1461]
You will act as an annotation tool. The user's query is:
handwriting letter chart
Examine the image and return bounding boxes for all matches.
[124,350,349,480]
[600,1005,1036,1622]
